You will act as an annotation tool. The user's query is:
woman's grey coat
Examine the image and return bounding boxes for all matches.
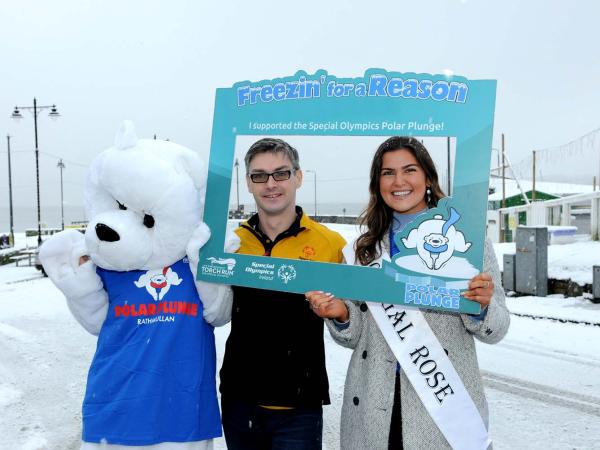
[326,239,510,450]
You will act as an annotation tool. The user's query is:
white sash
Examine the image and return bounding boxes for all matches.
[343,244,491,450]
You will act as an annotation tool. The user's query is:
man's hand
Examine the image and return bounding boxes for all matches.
[305,291,349,322]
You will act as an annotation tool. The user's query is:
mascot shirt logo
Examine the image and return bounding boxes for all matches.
[134,266,183,301]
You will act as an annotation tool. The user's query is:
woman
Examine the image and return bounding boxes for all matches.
[306,136,509,449]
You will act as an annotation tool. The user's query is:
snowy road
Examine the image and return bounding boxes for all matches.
[0,270,95,450]
[483,370,600,418]
[477,314,600,449]
[1,270,599,449]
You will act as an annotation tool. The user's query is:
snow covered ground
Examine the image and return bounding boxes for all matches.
[0,233,38,256]
[1,232,599,449]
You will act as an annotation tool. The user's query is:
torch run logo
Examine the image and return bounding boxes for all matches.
[202,257,237,278]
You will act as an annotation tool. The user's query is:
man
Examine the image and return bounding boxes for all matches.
[220,138,345,450]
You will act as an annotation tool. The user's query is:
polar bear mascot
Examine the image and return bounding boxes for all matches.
[40,121,237,450]
[401,207,471,271]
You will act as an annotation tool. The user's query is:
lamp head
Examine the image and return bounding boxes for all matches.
[11,107,23,121]
[48,105,60,120]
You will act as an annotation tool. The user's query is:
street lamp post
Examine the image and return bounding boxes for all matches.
[57,159,66,231]
[305,169,317,218]
[11,98,60,245]
[6,135,14,246]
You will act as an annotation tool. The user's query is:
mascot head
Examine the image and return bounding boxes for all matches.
[84,121,206,271]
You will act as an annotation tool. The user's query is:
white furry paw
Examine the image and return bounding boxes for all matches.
[39,229,88,280]
[224,228,240,253]
[198,281,233,327]
[186,222,212,264]
[38,231,106,332]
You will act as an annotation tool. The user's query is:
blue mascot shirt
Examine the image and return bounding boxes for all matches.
[82,258,221,445]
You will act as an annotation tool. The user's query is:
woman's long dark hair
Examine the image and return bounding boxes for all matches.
[355,136,446,266]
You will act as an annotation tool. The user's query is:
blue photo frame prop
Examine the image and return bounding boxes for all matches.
[198,69,496,314]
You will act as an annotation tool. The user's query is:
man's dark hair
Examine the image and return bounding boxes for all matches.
[244,138,300,174]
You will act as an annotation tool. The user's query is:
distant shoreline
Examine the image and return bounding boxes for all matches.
[0,202,368,233]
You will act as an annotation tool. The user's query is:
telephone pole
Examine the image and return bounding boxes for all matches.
[6,135,14,246]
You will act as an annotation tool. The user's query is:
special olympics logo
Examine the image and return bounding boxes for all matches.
[277,264,297,284]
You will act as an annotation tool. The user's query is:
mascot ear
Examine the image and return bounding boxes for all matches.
[114,120,138,151]
[179,150,207,194]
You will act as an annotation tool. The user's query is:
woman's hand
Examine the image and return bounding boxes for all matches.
[463,273,494,308]
[305,291,349,322]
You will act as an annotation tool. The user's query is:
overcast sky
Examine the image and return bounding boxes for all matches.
[1,0,599,228]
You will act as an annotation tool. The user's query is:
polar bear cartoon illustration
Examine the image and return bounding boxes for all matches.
[134,266,183,301]
[401,207,471,270]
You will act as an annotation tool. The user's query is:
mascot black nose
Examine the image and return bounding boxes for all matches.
[96,223,120,242]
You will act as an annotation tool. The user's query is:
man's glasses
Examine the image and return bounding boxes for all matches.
[249,170,293,183]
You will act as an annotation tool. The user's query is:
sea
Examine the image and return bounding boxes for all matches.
[0,202,367,234]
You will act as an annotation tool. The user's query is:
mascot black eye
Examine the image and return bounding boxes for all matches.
[117,201,127,210]
[143,214,155,228]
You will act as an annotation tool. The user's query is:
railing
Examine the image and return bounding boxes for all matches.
[488,191,600,242]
